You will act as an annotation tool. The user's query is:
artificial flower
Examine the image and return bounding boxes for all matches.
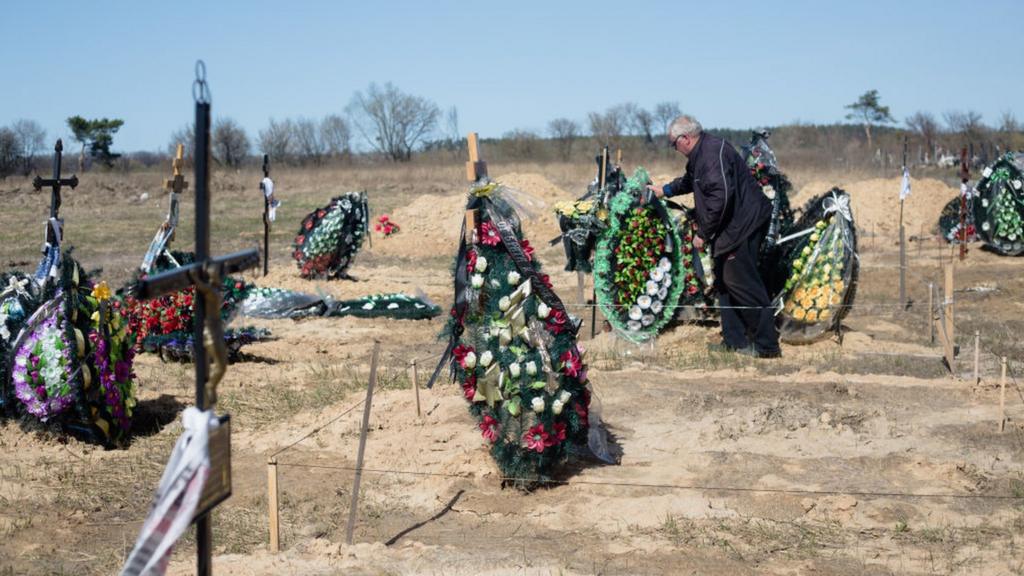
[479,350,493,367]
[507,271,521,285]
[523,424,549,453]
[552,399,563,415]
[509,362,521,378]
[520,239,534,261]
[476,255,488,273]
[471,274,484,289]
[525,361,537,376]
[536,303,550,319]
[546,308,568,334]
[531,396,545,413]
[479,221,501,246]
[498,296,511,312]
[91,281,112,301]
[479,414,499,442]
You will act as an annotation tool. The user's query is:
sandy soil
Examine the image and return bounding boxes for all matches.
[0,162,1022,576]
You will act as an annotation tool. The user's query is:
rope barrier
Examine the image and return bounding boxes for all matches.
[272,461,1023,502]
[270,399,365,458]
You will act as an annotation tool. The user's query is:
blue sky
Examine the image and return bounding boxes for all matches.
[2,0,1022,152]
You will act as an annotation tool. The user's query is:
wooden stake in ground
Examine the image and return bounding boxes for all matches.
[999,357,1007,433]
[411,359,421,418]
[928,282,935,345]
[898,136,908,308]
[345,341,381,545]
[938,263,956,373]
[267,457,280,552]
[974,330,981,385]
[591,146,609,339]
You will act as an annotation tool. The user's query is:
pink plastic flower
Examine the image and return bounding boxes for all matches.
[479,414,500,442]
[523,424,550,453]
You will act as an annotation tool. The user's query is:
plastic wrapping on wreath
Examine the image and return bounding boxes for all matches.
[776,189,859,343]
[593,168,686,342]
[938,195,981,245]
[6,254,138,446]
[142,327,272,363]
[293,192,368,280]
[240,286,327,319]
[974,154,1024,256]
[673,209,715,321]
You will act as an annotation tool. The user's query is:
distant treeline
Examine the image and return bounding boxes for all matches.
[3,84,1022,177]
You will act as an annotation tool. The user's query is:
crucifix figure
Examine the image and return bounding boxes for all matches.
[32,139,78,283]
[141,144,190,273]
[122,62,257,576]
[259,154,276,276]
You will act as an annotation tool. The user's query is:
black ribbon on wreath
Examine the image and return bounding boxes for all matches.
[426,191,579,390]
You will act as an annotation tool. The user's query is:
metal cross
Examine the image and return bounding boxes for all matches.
[32,139,78,279]
[141,144,190,273]
[133,62,257,576]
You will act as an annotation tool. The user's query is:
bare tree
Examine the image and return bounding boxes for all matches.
[631,107,656,144]
[168,123,195,160]
[346,82,440,161]
[943,110,986,142]
[320,115,351,157]
[905,111,939,159]
[997,110,1020,133]
[11,119,45,175]
[653,102,682,137]
[445,106,460,143]
[258,118,295,163]
[588,104,632,144]
[0,128,18,179]
[548,117,579,161]
[293,117,326,165]
[503,128,539,160]
[212,117,250,168]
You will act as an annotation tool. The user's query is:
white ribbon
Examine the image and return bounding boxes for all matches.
[120,408,217,576]
[822,191,852,221]
[1,276,30,299]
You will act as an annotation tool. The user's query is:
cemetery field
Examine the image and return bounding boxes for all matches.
[1,163,1023,575]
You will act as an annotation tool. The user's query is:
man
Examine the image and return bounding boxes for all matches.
[651,115,781,358]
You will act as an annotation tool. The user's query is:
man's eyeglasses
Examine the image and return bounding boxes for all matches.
[668,134,685,149]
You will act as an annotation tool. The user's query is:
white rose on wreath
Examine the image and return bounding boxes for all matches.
[479,350,493,367]
[471,274,484,289]
[551,399,564,415]
[464,351,477,369]
[628,306,643,321]
[509,362,521,378]
[498,296,511,311]
[531,396,545,413]
[537,303,550,319]
[525,360,538,376]
[558,390,571,403]
[476,256,488,273]
[507,271,521,285]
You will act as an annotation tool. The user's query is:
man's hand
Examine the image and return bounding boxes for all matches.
[643,185,664,204]
[693,236,704,250]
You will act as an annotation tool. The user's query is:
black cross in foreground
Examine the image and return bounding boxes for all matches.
[132,63,257,576]
[32,139,78,280]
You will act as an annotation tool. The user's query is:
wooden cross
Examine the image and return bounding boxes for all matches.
[140,145,188,272]
[133,66,257,576]
[464,132,488,235]
[32,139,78,279]
[260,154,271,276]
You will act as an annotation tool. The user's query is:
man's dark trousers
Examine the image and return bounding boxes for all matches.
[713,225,779,354]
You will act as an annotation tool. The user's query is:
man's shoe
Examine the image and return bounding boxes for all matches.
[708,341,747,353]
[756,348,782,359]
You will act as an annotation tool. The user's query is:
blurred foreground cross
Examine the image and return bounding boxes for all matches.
[130,62,258,576]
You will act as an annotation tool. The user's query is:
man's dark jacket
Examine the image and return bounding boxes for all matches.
[663,132,771,256]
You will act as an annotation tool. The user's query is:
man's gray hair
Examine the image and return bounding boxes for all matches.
[668,115,702,140]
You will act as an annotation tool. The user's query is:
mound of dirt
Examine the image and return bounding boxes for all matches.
[368,172,574,260]
[793,177,956,237]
